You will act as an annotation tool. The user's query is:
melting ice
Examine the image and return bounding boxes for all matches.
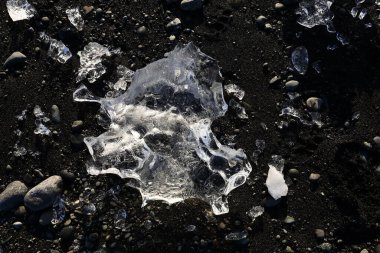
[265,155,288,200]
[66,7,84,31]
[77,42,112,83]
[74,43,252,215]
[40,33,72,64]
[6,0,36,21]
[296,0,335,32]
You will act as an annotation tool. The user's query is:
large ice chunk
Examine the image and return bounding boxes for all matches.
[74,43,252,215]
[40,33,72,64]
[77,42,112,83]
[296,0,335,32]
[6,0,36,21]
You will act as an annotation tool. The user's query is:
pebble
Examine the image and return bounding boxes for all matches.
[51,105,60,123]
[375,244,380,253]
[285,246,294,253]
[373,136,380,148]
[269,76,281,85]
[0,181,28,211]
[12,221,23,229]
[256,15,267,27]
[275,3,285,10]
[14,206,27,217]
[166,18,181,30]
[319,242,332,251]
[284,216,295,224]
[24,176,63,211]
[137,26,147,34]
[41,16,50,24]
[309,173,321,182]
[360,249,369,253]
[285,80,299,91]
[3,52,27,69]
[180,0,203,11]
[314,229,325,239]
[83,5,94,14]
[71,120,84,132]
[60,226,75,244]
[288,168,299,177]
[59,170,75,183]
[306,97,323,111]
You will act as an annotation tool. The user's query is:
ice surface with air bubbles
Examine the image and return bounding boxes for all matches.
[6,0,36,21]
[73,43,252,215]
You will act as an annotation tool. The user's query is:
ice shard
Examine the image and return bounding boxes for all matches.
[40,33,72,64]
[6,0,36,21]
[66,7,84,31]
[74,43,252,215]
[296,0,335,32]
[76,42,112,83]
[291,46,309,75]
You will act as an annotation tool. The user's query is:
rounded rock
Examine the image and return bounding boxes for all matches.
[180,0,203,11]
[314,229,325,239]
[275,3,285,10]
[3,52,27,69]
[51,105,61,123]
[285,80,299,91]
[373,136,380,148]
[288,168,300,177]
[309,173,321,182]
[256,15,267,26]
[24,176,63,211]
[0,181,28,211]
[137,26,147,34]
[71,120,84,132]
[306,97,323,111]
[284,216,295,224]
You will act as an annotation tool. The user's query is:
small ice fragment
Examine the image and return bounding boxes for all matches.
[13,144,27,157]
[77,42,112,83]
[358,8,367,20]
[296,0,335,32]
[310,112,323,127]
[336,32,350,45]
[291,46,308,75]
[16,109,27,121]
[312,60,322,74]
[185,225,197,232]
[247,206,264,222]
[280,106,303,119]
[225,231,248,241]
[51,197,65,224]
[355,0,365,5]
[6,0,36,21]
[111,65,135,91]
[33,105,44,118]
[225,84,245,101]
[66,7,84,31]
[327,44,338,50]
[229,99,248,119]
[364,22,372,28]
[114,209,127,229]
[351,6,359,18]
[48,40,72,64]
[352,111,360,121]
[252,140,266,165]
[33,105,51,136]
[265,155,288,200]
[39,33,72,63]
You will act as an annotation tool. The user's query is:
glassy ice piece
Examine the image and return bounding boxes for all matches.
[336,32,350,45]
[111,65,135,91]
[229,99,248,119]
[355,0,365,5]
[185,225,197,232]
[265,155,288,200]
[6,0,36,21]
[358,8,367,20]
[312,60,322,73]
[225,84,245,101]
[16,109,27,121]
[77,42,111,83]
[291,46,308,75]
[66,7,84,31]
[33,105,51,136]
[351,6,359,18]
[51,197,65,224]
[247,206,264,222]
[310,112,322,127]
[114,209,127,229]
[13,144,27,157]
[48,40,72,64]
[39,33,72,63]
[225,231,248,241]
[74,43,252,215]
[296,0,334,32]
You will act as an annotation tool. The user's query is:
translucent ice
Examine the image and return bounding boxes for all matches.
[66,7,84,31]
[40,33,72,63]
[224,84,245,101]
[74,43,252,215]
[51,197,65,224]
[225,231,248,241]
[77,42,112,83]
[6,0,36,22]
[296,0,335,32]
[336,32,350,45]
[33,105,51,136]
[291,46,309,75]
[110,65,135,91]
[265,155,288,200]
[247,205,264,222]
